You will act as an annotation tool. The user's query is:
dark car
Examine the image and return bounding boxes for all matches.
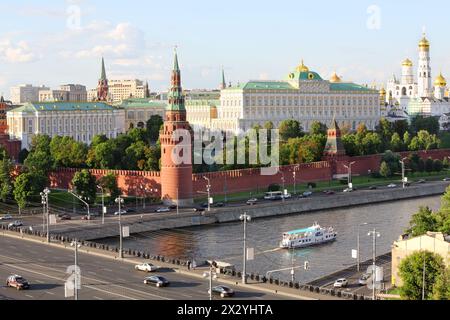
[6,275,30,290]
[418,179,426,184]
[209,285,235,298]
[126,209,136,213]
[194,207,205,212]
[369,186,378,190]
[201,203,209,208]
[144,275,170,287]
[323,190,335,195]
[59,214,72,221]
[214,202,225,208]
[169,205,177,210]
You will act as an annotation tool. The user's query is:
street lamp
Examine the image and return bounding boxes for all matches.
[97,185,106,225]
[293,165,300,195]
[240,212,251,284]
[40,188,51,243]
[280,171,285,202]
[399,157,408,189]
[203,262,218,300]
[203,176,211,212]
[70,240,81,301]
[115,196,125,259]
[69,190,90,220]
[343,161,356,189]
[356,222,369,272]
[368,228,381,300]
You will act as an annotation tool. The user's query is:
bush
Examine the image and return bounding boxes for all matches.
[268,184,281,192]
[339,178,348,185]
[433,159,443,172]
[443,157,450,169]
[418,158,425,172]
[307,182,317,189]
[425,157,434,173]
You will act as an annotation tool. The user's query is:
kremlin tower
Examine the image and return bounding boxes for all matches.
[417,33,432,98]
[160,50,193,206]
[97,57,109,101]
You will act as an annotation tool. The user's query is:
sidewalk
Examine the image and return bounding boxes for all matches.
[0,229,340,300]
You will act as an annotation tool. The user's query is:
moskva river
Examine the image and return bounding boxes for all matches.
[100,196,441,283]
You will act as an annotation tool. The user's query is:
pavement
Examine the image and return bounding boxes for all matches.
[0,231,340,300]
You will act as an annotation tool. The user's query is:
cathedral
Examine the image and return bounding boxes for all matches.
[383,33,450,118]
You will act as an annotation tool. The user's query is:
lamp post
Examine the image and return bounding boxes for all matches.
[356,222,368,272]
[368,228,381,300]
[343,161,356,189]
[203,263,218,300]
[69,190,90,220]
[203,176,211,212]
[97,186,105,225]
[240,212,251,284]
[115,196,124,259]
[399,157,408,189]
[40,188,51,243]
[280,171,285,202]
[70,240,81,301]
[293,165,300,195]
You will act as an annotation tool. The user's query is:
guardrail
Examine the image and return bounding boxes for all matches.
[0,223,378,300]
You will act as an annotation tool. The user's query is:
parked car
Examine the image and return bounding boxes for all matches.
[323,190,335,195]
[194,207,205,212]
[114,210,127,216]
[169,205,177,210]
[369,186,378,190]
[282,193,292,199]
[8,221,23,228]
[0,214,13,221]
[302,191,313,197]
[155,207,170,213]
[418,179,426,184]
[358,273,372,286]
[201,203,209,208]
[144,275,170,287]
[343,188,354,193]
[59,214,72,221]
[214,202,225,208]
[246,198,258,206]
[135,263,159,273]
[387,184,397,188]
[6,275,30,290]
[333,278,348,288]
[208,285,235,298]
[443,178,450,182]
[81,215,94,221]
[126,209,136,213]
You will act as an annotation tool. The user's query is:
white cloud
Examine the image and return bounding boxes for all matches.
[0,39,37,63]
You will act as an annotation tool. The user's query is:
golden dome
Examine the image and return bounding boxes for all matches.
[435,72,447,87]
[329,72,342,83]
[419,35,430,50]
[379,87,386,95]
[402,58,413,67]
[296,60,309,73]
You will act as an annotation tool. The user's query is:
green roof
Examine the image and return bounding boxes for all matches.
[286,70,323,81]
[227,81,296,91]
[330,83,375,92]
[9,102,116,113]
[120,98,168,109]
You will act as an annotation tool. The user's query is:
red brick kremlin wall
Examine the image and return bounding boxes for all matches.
[46,149,450,197]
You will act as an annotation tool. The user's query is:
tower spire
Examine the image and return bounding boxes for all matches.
[167,48,185,111]
[100,57,107,80]
[173,47,180,72]
[97,57,109,101]
[221,67,226,90]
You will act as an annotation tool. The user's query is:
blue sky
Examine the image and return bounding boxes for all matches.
[1,0,450,97]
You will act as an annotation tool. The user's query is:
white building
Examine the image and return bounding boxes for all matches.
[385,33,450,117]
[7,102,125,149]
[108,79,147,103]
[10,84,49,104]
[39,84,87,102]
[211,61,380,134]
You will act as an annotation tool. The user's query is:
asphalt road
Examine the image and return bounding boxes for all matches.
[0,236,285,300]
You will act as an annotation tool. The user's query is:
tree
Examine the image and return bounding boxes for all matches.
[17,149,29,164]
[86,141,116,169]
[98,173,120,203]
[399,251,445,300]
[393,120,409,138]
[382,150,401,175]
[146,115,163,143]
[380,161,391,178]
[408,153,420,173]
[406,206,439,237]
[310,121,327,136]
[24,150,54,175]
[432,268,450,300]
[342,134,358,157]
[376,118,394,150]
[403,131,411,148]
[50,136,88,168]
[410,115,440,135]
[279,120,303,141]
[13,172,48,209]
[425,157,434,173]
[390,133,404,152]
[0,155,13,202]
[443,157,450,169]
[409,131,440,151]
[91,134,108,147]
[361,132,382,155]
[29,134,51,153]
[145,144,161,171]
[71,170,97,205]
[433,159,443,172]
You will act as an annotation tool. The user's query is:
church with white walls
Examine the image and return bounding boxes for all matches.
[382,33,450,118]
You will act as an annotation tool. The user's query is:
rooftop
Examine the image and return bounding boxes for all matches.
[9,101,116,113]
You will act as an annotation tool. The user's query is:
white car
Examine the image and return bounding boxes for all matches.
[302,191,313,197]
[387,184,397,188]
[282,193,292,199]
[0,214,13,221]
[8,221,23,228]
[343,188,353,193]
[155,207,170,213]
[114,210,127,216]
[135,263,159,272]
[333,278,348,288]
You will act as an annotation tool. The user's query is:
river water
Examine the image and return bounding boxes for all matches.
[99,196,442,283]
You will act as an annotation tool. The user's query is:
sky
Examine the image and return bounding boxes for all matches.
[1,0,450,98]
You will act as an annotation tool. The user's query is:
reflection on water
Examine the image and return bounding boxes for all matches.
[99,196,441,282]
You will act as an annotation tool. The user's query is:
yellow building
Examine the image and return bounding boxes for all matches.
[391,232,450,287]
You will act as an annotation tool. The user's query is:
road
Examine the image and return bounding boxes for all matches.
[0,236,285,300]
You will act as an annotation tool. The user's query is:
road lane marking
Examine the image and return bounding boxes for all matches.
[25,294,34,299]
[93,296,103,300]
[103,268,113,272]
[45,291,55,295]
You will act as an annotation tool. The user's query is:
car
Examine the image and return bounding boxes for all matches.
[333,278,348,288]
[126,209,136,213]
[323,190,335,195]
[369,186,378,190]
[194,207,206,212]
[59,214,72,221]
[343,188,354,193]
[135,263,159,272]
[443,178,450,182]
[302,191,313,197]
[201,203,209,208]
[246,198,258,205]
[169,205,177,210]
[418,179,426,184]
[208,285,235,298]
[0,214,13,221]
[8,221,23,228]
[155,207,170,213]
[214,202,225,208]
[81,215,95,220]
[282,193,292,199]
[143,275,170,287]
[358,273,372,286]
[114,210,127,216]
[387,184,397,188]
[6,275,30,290]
